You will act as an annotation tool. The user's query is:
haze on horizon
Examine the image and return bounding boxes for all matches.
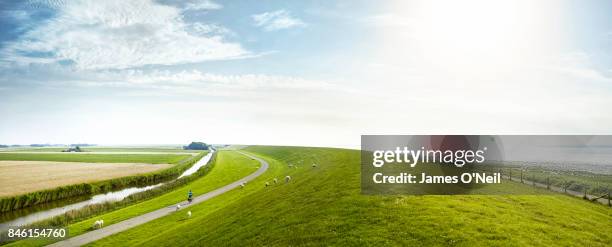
[1,0,612,148]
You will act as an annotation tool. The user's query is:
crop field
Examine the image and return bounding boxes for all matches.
[0,153,191,164]
[87,146,611,247]
[0,161,171,197]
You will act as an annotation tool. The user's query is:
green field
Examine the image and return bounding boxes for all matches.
[88,146,611,246]
[0,153,191,164]
[0,147,200,153]
[82,147,199,153]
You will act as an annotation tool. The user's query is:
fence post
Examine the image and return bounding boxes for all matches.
[520,170,523,183]
[583,187,587,200]
[532,176,536,187]
[608,187,612,207]
[509,169,512,181]
[546,177,550,190]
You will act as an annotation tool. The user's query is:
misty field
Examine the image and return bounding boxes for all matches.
[0,161,171,197]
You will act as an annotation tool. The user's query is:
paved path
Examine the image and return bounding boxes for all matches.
[48,151,269,247]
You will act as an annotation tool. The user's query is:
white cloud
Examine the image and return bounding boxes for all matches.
[252,10,306,31]
[189,23,234,36]
[38,68,350,95]
[1,0,247,70]
[183,0,222,11]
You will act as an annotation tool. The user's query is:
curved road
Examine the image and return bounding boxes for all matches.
[48,151,268,247]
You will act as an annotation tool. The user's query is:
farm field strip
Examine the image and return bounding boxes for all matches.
[0,153,191,164]
[0,161,171,197]
[0,148,200,153]
[0,152,198,156]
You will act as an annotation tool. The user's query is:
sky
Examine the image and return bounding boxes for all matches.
[1,0,612,148]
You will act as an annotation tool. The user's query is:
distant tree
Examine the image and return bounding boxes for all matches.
[0,145,8,148]
[184,142,209,150]
[71,144,96,147]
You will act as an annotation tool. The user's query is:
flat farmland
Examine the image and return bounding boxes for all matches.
[0,161,172,197]
[0,153,191,164]
[0,147,201,153]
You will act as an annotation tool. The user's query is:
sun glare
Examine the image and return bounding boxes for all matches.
[382,0,565,77]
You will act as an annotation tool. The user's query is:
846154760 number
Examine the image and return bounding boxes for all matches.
[1,227,68,243]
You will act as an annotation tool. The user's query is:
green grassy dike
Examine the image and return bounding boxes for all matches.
[88,146,610,247]
[6,151,258,246]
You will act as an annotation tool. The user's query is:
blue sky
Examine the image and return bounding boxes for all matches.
[1,0,612,147]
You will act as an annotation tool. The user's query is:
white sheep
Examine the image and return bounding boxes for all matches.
[93,219,104,229]
[176,204,182,211]
[265,182,270,187]
[240,182,245,188]
[312,163,317,168]
[187,211,192,218]
[273,178,278,184]
[285,175,292,183]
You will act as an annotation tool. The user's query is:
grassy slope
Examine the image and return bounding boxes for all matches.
[91,146,611,247]
[7,150,258,247]
[0,153,190,164]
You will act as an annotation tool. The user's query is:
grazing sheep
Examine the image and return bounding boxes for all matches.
[240,182,245,189]
[288,164,293,168]
[176,204,182,211]
[93,220,104,229]
[273,178,278,184]
[265,182,270,187]
[187,211,192,218]
[312,163,317,168]
[285,175,292,183]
